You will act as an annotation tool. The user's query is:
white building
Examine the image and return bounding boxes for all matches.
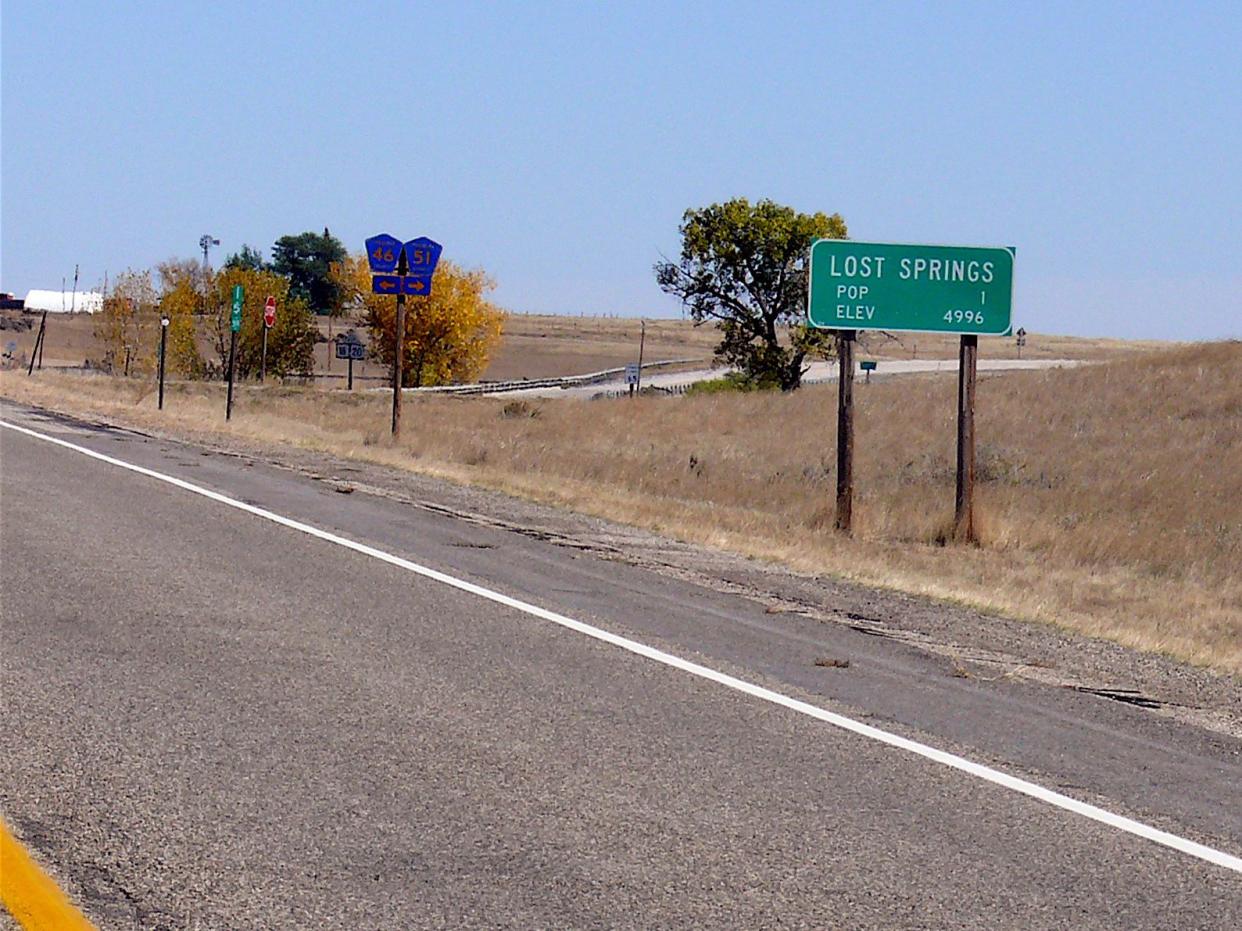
[22,289,104,314]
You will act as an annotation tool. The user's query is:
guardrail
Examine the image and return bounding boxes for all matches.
[403,358,704,396]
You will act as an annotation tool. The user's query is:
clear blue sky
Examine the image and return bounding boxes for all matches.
[3,1,1239,339]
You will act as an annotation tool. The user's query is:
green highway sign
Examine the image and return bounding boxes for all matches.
[231,284,244,333]
[860,360,877,371]
[808,240,1014,336]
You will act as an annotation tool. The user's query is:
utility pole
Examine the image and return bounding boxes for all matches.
[70,264,79,314]
[27,312,47,376]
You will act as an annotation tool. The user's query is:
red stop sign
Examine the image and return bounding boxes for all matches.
[263,296,276,328]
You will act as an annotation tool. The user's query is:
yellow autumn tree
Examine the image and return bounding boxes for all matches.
[155,259,206,377]
[208,267,317,379]
[338,255,505,387]
[94,269,159,375]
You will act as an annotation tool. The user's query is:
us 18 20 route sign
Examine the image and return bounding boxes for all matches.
[807,240,1014,335]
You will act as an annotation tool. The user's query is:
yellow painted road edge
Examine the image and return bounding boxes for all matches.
[0,819,95,930]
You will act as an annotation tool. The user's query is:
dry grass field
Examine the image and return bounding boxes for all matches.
[483,314,1167,375]
[2,309,1168,383]
[3,339,1238,673]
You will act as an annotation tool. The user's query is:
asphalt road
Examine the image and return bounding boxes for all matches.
[503,358,1081,398]
[1,401,1239,929]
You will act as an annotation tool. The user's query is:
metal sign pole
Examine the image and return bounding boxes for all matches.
[954,335,978,542]
[158,316,169,410]
[391,250,408,437]
[260,326,268,383]
[226,285,243,420]
[348,354,354,391]
[226,329,237,421]
[835,330,856,533]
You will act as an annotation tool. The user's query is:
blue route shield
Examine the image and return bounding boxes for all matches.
[372,275,401,294]
[402,237,442,278]
[365,234,403,273]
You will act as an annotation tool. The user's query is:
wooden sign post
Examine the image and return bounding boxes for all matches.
[955,335,978,542]
[835,330,856,533]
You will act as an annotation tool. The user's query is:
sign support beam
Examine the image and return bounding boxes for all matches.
[835,329,856,534]
[225,329,237,421]
[226,284,243,421]
[955,334,978,542]
[391,249,408,437]
[158,317,168,410]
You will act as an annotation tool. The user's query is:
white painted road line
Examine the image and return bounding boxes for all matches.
[4,417,1240,876]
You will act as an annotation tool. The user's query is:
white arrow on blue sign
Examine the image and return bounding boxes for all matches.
[365,234,403,273]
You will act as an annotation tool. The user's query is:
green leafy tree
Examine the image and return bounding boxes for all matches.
[155,259,206,377]
[655,198,847,390]
[270,227,346,316]
[223,244,270,272]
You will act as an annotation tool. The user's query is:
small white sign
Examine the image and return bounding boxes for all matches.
[625,363,640,386]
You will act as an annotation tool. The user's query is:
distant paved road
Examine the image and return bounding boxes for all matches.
[507,358,1082,398]
[0,400,1238,929]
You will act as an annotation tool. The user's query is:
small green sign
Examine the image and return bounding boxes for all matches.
[231,284,244,333]
[808,240,1013,336]
[860,360,877,371]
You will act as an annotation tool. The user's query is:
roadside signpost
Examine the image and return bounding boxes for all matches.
[1016,327,1027,358]
[158,315,170,410]
[260,296,276,382]
[335,331,366,390]
[365,233,443,436]
[402,237,442,297]
[808,239,1016,542]
[226,284,243,421]
[625,363,640,397]
[807,240,1013,335]
[860,359,877,384]
[365,234,402,273]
